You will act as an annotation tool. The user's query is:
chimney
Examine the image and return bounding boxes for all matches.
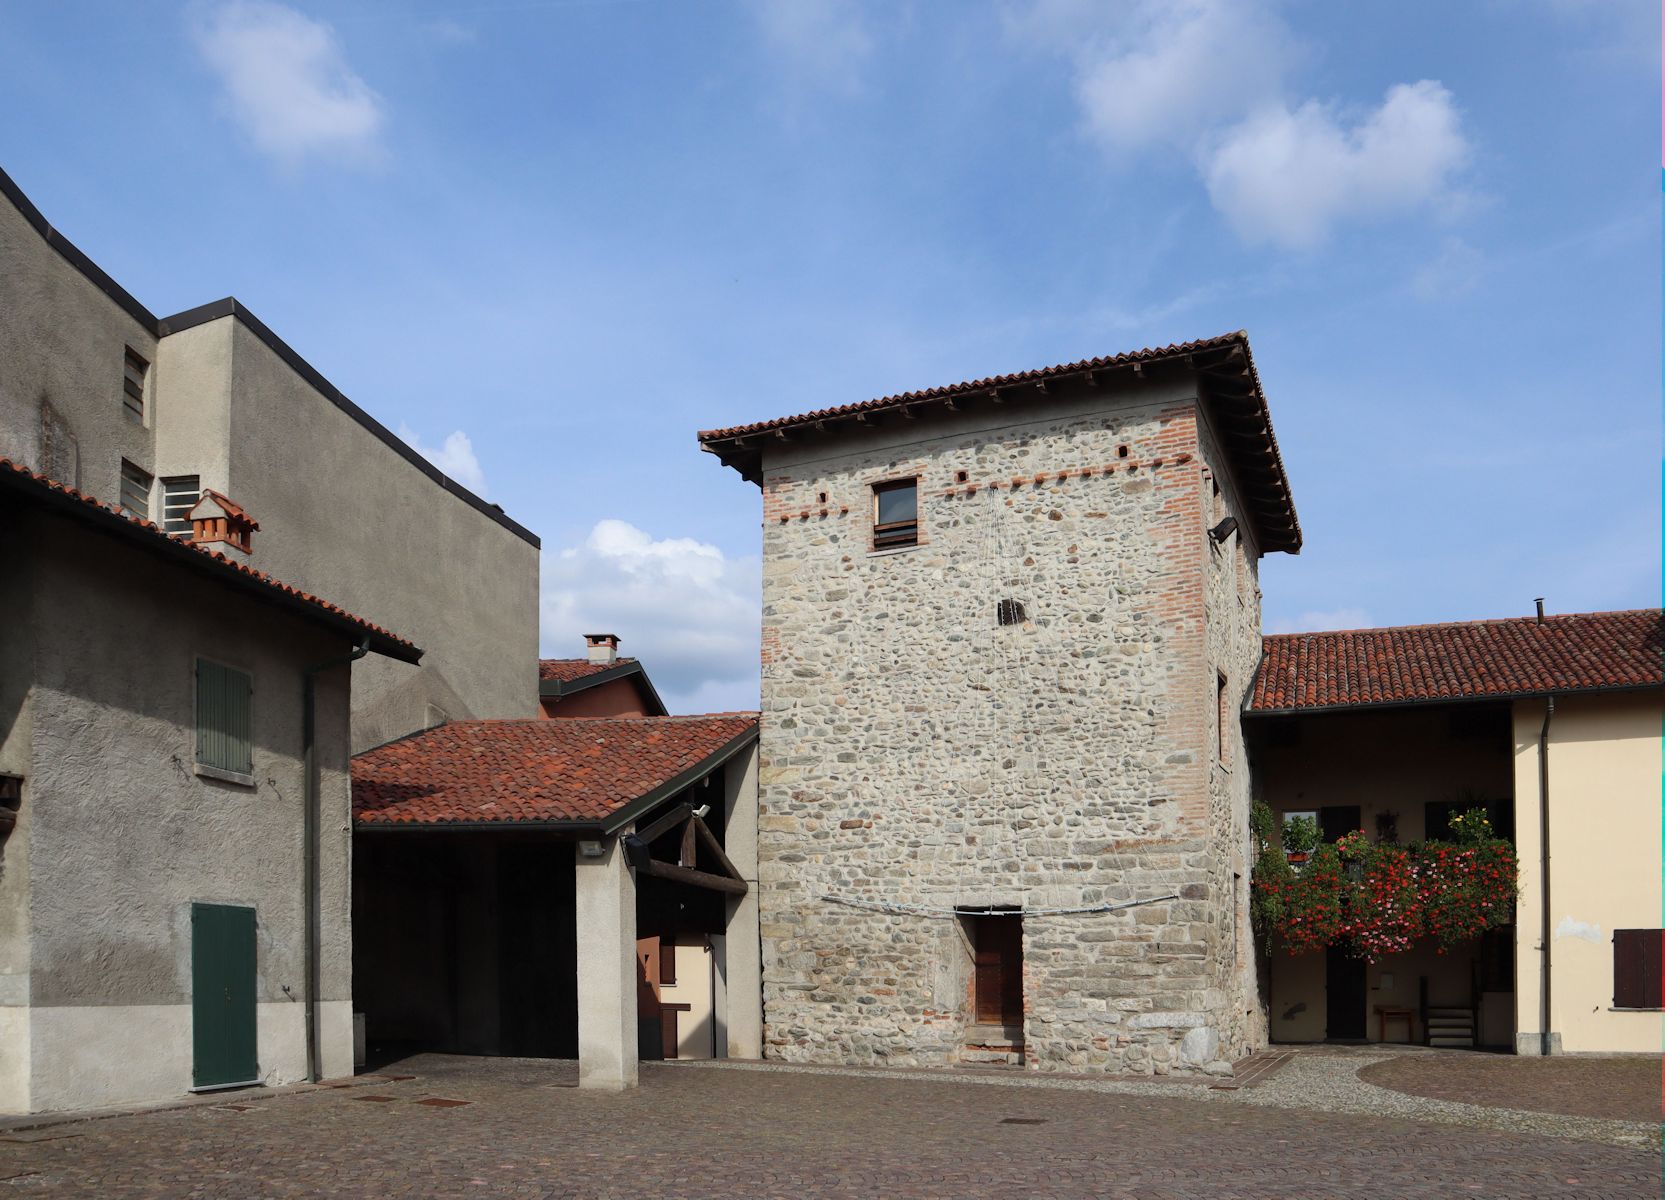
[186,490,259,555]
[1534,597,1546,624]
[585,633,620,665]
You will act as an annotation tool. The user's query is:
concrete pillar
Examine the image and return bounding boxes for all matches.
[575,834,637,1089]
[715,742,762,1058]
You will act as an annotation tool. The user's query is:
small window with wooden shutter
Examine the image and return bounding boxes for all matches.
[1612,929,1663,1009]
[872,479,918,549]
[123,347,148,422]
[195,658,253,780]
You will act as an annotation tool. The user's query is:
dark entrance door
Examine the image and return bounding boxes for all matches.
[972,916,1023,1026]
[1325,946,1367,1041]
[1320,806,1361,843]
[191,903,258,1089]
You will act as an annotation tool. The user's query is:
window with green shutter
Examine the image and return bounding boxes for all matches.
[195,658,253,777]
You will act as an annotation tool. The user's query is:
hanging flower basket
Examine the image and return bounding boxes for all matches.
[1249,803,1519,962]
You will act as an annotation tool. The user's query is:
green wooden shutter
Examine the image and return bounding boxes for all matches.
[196,659,252,775]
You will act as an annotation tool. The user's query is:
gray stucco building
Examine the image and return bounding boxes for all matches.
[700,334,1300,1075]
[0,162,541,1114]
[0,166,540,752]
[0,461,419,1113]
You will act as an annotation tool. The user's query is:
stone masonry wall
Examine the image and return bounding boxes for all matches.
[754,377,1255,1075]
[1196,412,1268,1063]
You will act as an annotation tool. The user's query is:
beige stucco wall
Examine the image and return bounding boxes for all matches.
[0,508,357,1112]
[1252,705,1515,1045]
[660,939,716,1059]
[1512,690,1663,1055]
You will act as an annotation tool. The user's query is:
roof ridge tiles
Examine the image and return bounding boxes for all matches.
[1250,607,1663,714]
[1263,609,1662,639]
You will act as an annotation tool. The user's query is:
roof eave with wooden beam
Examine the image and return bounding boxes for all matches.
[696,331,1302,554]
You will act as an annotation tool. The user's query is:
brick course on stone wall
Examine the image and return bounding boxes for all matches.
[752,379,1262,1076]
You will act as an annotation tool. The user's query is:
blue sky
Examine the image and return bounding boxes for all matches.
[2,1,1656,712]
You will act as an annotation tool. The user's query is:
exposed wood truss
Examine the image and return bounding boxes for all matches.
[623,803,748,896]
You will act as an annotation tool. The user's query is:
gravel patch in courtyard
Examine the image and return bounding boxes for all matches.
[674,1048,1660,1151]
[1357,1052,1659,1124]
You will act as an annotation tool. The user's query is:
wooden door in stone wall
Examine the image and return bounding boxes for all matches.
[972,917,1023,1026]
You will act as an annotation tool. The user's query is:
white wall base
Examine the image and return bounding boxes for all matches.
[5,999,355,1115]
[0,1007,31,1114]
[28,1004,192,1113]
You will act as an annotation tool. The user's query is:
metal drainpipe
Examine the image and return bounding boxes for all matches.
[1537,694,1555,1056]
[303,636,371,1083]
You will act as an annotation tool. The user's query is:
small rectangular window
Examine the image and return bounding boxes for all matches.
[1613,929,1663,1009]
[872,479,918,549]
[162,475,201,535]
[659,936,677,987]
[119,459,152,519]
[195,658,253,777]
[123,347,148,422]
[1216,672,1230,766]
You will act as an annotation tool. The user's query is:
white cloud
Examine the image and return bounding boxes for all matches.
[541,520,761,714]
[192,1,386,167]
[1011,0,1473,248]
[397,424,486,494]
[1267,607,1374,634]
[1068,0,1295,154]
[1204,82,1471,249]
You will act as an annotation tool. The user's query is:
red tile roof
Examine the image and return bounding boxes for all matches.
[352,714,759,828]
[1249,610,1665,714]
[0,458,420,662]
[539,657,637,683]
[697,331,1301,553]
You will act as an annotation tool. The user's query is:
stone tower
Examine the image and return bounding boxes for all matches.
[699,332,1300,1074]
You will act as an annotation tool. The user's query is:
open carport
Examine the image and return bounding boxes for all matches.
[350,713,761,1089]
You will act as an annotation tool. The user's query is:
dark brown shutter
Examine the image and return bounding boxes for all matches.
[973,918,1024,1026]
[1612,929,1664,1008]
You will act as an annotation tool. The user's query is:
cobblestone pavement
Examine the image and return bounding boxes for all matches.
[1356,1051,1659,1123]
[0,1053,1656,1199]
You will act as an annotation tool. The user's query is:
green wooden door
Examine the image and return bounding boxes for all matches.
[192,903,258,1089]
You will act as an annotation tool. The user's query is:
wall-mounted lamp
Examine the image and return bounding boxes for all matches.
[1208,516,1239,543]
[577,839,607,859]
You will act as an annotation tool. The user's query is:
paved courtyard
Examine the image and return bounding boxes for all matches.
[0,1051,1656,1198]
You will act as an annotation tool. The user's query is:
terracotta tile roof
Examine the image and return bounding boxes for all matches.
[352,714,759,828]
[538,657,638,683]
[1249,610,1665,714]
[697,330,1301,553]
[0,458,420,662]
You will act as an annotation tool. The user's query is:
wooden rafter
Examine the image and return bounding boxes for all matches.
[622,807,748,896]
